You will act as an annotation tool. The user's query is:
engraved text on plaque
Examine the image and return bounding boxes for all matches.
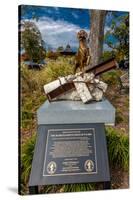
[43,128,97,176]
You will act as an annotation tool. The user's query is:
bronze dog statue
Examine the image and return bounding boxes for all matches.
[74,30,91,73]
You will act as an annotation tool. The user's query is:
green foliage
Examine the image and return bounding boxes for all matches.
[21,95,46,129]
[104,14,129,61]
[46,51,60,60]
[21,64,45,93]
[102,51,114,61]
[40,183,96,194]
[115,110,124,124]
[21,134,36,183]
[21,21,46,63]
[115,106,128,125]
[61,183,96,192]
[44,57,74,81]
[21,56,73,93]
[101,70,121,86]
[41,185,60,193]
[106,127,129,170]
[56,46,64,52]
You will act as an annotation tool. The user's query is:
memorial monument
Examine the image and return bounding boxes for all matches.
[29,30,117,194]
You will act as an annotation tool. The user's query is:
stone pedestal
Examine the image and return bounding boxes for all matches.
[37,98,115,125]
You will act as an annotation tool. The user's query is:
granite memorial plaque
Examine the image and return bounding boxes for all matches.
[29,123,110,187]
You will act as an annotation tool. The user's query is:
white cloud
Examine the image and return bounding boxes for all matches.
[22,16,110,51]
[23,16,89,50]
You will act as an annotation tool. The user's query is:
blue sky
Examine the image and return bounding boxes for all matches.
[20,5,128,51]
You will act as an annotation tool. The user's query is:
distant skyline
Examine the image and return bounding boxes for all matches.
[20,5,128,51]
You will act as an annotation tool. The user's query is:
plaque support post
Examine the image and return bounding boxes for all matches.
[29,186,38,194]
[103,181,111,190]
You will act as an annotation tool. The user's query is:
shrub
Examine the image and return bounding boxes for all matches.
[21,56,74,94]
[61,183,96,193]
[44,56,74,82]
[106,127,129,170]
[101,70,123,86]
[46,51,60,60]
[21,134,36,184]
[40,183,96,193]
[115,110,124,124]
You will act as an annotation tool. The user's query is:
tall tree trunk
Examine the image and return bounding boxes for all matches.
[89,10,106,67]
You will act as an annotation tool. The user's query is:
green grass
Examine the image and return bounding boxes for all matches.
[101,69,123,86]
[115,110,124,124]
[21,134,37,184]
[40,183,96,193]
[21,56,74,93]
[106,127,129,171]
[61,183,96,193]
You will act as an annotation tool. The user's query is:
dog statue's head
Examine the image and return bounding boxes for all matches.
[77,30,88,41]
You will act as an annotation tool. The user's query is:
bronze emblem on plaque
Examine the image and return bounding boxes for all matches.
[47,161,57,175]
[84,160,94,172]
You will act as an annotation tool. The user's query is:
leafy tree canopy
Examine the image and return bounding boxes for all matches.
[56,46,64,52]
[21,21,46,63]
[104,14,129,61]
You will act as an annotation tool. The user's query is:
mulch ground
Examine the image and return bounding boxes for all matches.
[111,167,129,189]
